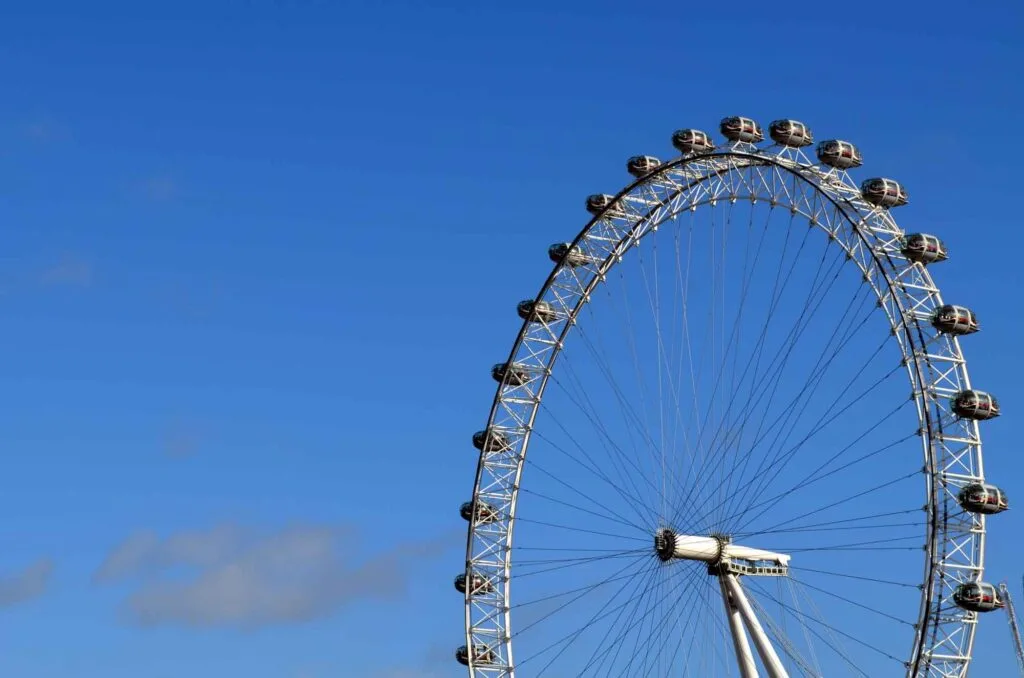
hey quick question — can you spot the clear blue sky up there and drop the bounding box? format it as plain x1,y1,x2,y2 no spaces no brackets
0,1,1022,676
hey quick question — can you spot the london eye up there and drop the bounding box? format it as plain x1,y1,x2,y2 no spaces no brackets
457,116,1006,677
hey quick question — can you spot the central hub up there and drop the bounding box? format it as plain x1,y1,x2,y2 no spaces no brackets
652,528,791,576
654,527,677,562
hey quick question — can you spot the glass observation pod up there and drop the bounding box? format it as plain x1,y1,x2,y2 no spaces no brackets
472,428,511,452
548,242,591,267
958,483,1009,515
901,233,948,264
627,155,661,178
454,572,496,595
720,116,764,143
816,139,863,169
953,582,1005,613
491,361,531,386
460,500,499,524
769,119,814,147
951,389,1000,420
932,304,979,336
517,299,558,323
860,177,909,208
456,645,496,666
585,193,618,216
672,128,716,154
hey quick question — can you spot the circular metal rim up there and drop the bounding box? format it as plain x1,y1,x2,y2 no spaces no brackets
462,144,988,677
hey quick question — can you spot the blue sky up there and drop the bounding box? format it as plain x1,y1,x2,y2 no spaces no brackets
0,0,1022,676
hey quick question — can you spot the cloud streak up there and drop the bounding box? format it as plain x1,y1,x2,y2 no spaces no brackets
95,523,457,629
0,559,54,607
40,253,93,287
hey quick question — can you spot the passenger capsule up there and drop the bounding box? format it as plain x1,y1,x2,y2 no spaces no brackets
672,128,716,155
932,305,979,336
454,572,496,595
861,178,909,208
953,582,1004,613
472,428,512,452
720,116,763,143
958,483,1009,515
460,500,499,524
586,193,617,216
548,242,591,267
517,299,558,323
816,140,863,169
901,233,948,264
769,119,814,147
491,362,532,386
952,390,1000,420
627,155,661,178
456,645,496,666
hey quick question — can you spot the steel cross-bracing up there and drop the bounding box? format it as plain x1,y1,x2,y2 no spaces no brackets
461,131,991,677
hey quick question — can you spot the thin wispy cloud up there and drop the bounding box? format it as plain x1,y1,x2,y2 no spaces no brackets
0,559,54,608
23,116,70,143
142,176,176,201
95,523,459,629
162,418,207,459
40,253,93,287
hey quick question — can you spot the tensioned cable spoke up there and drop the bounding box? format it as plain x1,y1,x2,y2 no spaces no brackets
548,359,661,523
730,428,915,530
749,579,907,666
530,421,653,527
522,560,663,675
709,247,879,527
513,549,650,577
716,284,884,522
736,507,921,536
748,591,822,677
573,564,705,676
513,555,655,637
722,396,912,534
785,534,923,552
513,567,649,610
567,309,665,516
673,210,813,528
519,479,650,534
789,566,919,589
751,471,920,536
671,221,856,531
514,516,650,542
789,576,913,626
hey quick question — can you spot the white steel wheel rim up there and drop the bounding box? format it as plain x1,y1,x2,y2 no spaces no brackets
461,139,992,677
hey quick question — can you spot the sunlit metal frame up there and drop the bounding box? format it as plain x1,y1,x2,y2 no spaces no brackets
461,137,988,677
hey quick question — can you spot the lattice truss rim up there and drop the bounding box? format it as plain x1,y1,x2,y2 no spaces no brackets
462,147,988,678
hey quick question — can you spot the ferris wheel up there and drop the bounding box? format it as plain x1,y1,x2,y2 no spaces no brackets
456,116,1008,677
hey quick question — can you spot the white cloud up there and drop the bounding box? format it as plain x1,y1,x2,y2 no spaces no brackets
142,176,176,201
24,117,70,143
0,559,54,607
95,523,457,629
40,253,93,287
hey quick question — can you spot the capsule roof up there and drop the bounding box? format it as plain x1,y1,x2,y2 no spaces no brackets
816,140,862,169
671,128,716,154
627,155,661,177
901,233,948,264
860,177,909,208
769,119,813,147
720,116,763,143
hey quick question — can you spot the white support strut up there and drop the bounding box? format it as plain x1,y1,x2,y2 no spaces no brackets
720,576,759,678
722,574,790,678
